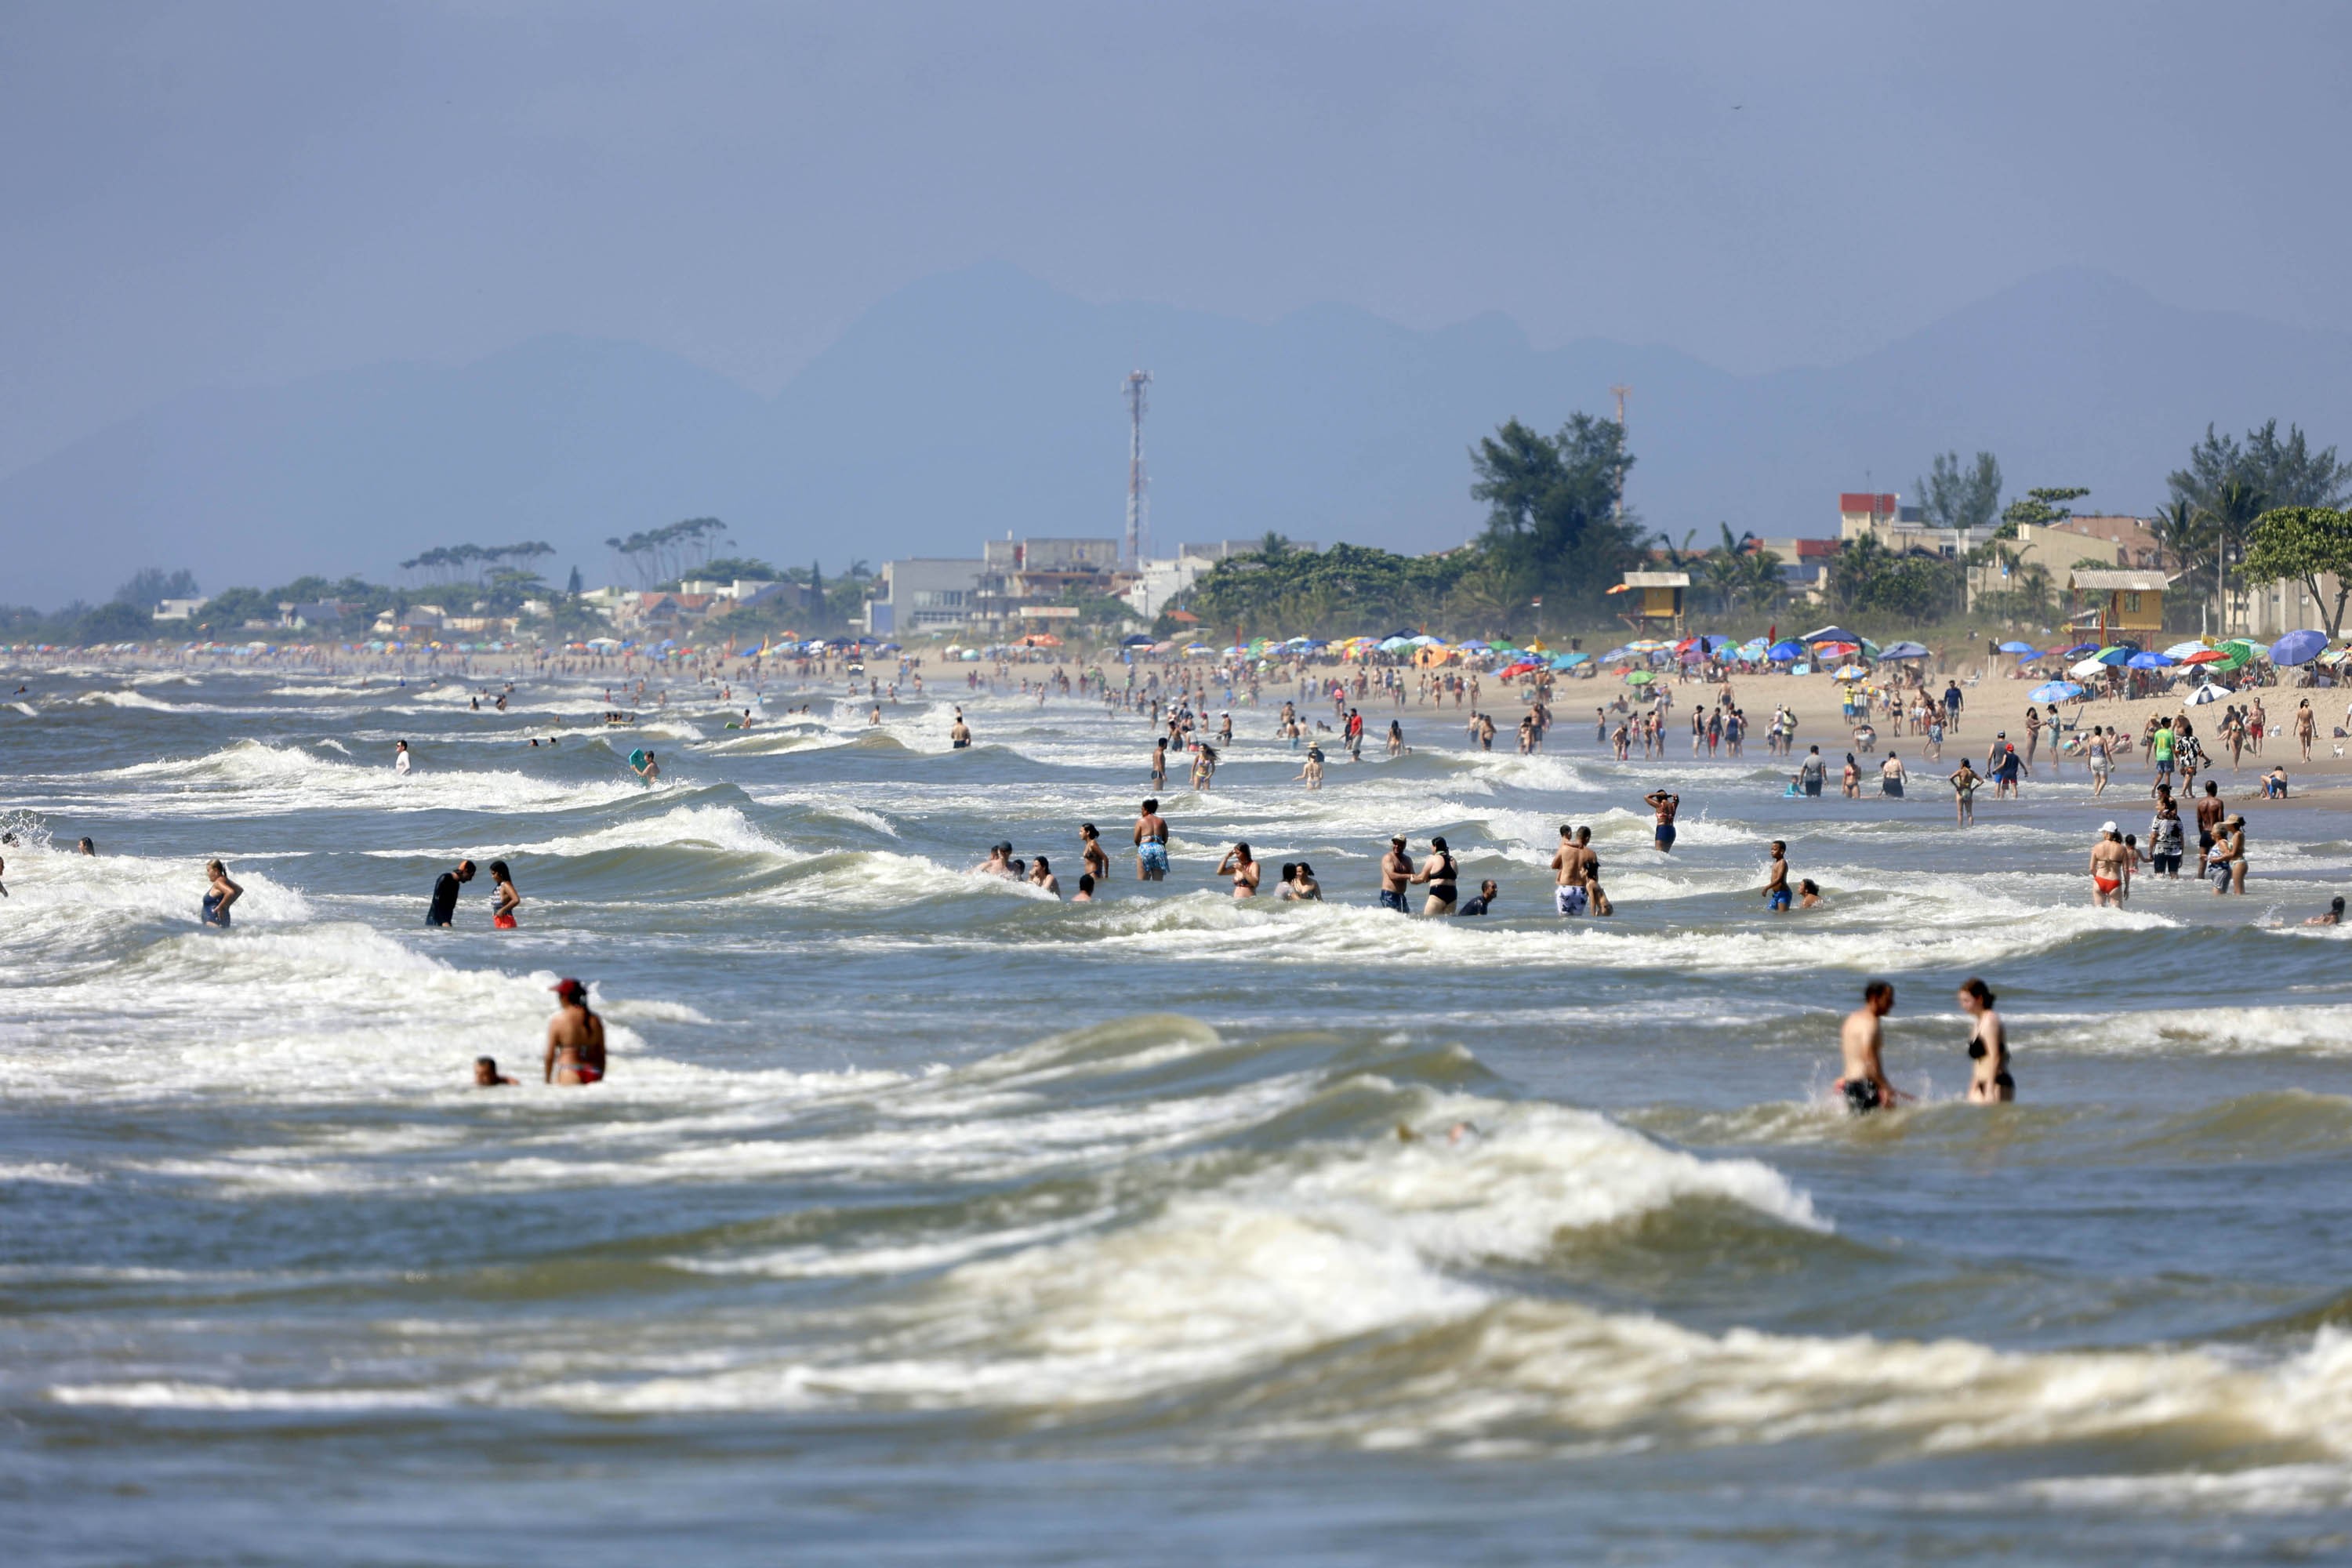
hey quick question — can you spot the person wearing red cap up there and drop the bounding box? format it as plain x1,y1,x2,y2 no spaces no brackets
544,978,606,1085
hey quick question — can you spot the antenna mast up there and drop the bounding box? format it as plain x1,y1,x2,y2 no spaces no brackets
1123,370,1152,567
1610,383,1632,519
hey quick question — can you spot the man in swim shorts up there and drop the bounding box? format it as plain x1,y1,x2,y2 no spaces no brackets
2089,821,2131,907
1550,824,1590,915
1644,789,1680,852
1763,840,1792,912
1836,979,1904,1114
1133,798,1170,880
1378,836,1413,911
1798,746,1826,797
544,978,606,1085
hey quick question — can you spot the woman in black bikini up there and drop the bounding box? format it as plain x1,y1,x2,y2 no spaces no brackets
1958,976,2014,1103
1412,835,1459,916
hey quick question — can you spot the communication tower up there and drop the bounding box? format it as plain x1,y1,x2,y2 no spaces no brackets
1124,370,1152,566
1610,383,1632,517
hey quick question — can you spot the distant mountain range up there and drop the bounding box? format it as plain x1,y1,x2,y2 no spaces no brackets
5,262,2349,608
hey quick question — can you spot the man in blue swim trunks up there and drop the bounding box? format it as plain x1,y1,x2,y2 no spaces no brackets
1378,836,1413,911
1133,798,1170,881
1644,789,1680,852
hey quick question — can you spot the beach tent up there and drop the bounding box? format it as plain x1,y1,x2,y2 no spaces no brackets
2271,629,2328,666
1879,641,1930,659
1799,625,1857,644
2028,681,2085,702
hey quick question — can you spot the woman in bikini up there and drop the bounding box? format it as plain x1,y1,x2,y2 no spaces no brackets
1958,977,2014,1103
488,859,521,930
1077,822,1111,883
1411,835,1460,916
1214,842,1260,897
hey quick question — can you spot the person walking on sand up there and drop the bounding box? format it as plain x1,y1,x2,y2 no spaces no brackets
1835,980,1906,1114
1958,977,2014,1103
543,978,607,1085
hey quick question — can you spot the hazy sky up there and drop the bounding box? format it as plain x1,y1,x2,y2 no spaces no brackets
5,0,2350,474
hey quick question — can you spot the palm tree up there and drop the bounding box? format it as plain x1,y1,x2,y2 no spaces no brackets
2200,477,2269,635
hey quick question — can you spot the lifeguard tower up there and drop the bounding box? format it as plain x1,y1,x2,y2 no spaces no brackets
1613,571,1689,633
2068,568,2169,641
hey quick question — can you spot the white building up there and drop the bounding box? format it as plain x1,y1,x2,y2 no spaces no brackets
1120,552,1218,619
865,558,987,636
151,597,209,621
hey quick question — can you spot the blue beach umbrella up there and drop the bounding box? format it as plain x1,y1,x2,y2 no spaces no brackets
2271,629,2328,666
1800,625,1858,644
1767,641,1804,661
2028,681,2085,702
2125,651,2175,670
1997,640,2039,655
1879,641,1930,659
2060,643,2099,658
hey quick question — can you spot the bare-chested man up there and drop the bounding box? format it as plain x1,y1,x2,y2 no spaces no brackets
1133,798,1170,880
1835,980,1904,1114
544,978,607,1085
2089,821,2132,907
1378,836,1414,912
1549,824,1591,916
1762,840,1791,912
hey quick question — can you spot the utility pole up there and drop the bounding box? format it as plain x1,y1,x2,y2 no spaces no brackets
1123,370,1152,568
1610,384,1632,519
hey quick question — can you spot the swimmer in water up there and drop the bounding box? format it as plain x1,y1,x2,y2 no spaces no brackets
631,750,659,784
1216,841,1261,897
1796,877,1824,909
1835,979,1905,1114
2089,821,2131,907
474,1055,517,1087
1078,822,1110,882
488,858,521,929
1133,798,1169,881
1762,840,1791,912
543,978,606,1085
1073,873,1096,902
394,739,412,775
2305,895,2347,926
973,841,1015,877
1029,854,1062,898
426,860,474,927
1411,835,1458,915
1958,976,2013,1103
950,714,972,748
1643,789,1680,852
1286,861,1323,901
1455,878,1499,916
78,837,96,857
201,858,242,927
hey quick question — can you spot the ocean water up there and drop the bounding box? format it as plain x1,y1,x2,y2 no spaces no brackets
7,666,2352,1565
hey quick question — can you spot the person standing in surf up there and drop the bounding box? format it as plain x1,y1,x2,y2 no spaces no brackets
1835,980,1905,1114
1133,799,1169,881
1378,836,1414,912
1958,977,2013,1103
201,860,243,927
394,739,412,775
630,749,659,784
1644,789,1681,852
427,860,475,927
543,978,606,1085
487,859,521,929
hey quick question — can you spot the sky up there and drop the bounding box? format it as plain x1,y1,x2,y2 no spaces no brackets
5,0,2350,477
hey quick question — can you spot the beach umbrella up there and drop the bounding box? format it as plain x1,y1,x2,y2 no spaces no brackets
1625,670,1656,684
1625,638,1669,653
2271,629,2328,666
2178,648,2227,664
1767,640,1804,660
2186,681,2231,704
1813,641,1860,659
2090,645,2132,665
2164,640,2209,659
1996,640,2039,655
1551,652,1589,669
2125,651,2175,670
1800,625,1858,644
2028,680,2085,703
2069,655,2111,679
1879,641,1930,659
1831,663,1869,680
2059,643,2099,658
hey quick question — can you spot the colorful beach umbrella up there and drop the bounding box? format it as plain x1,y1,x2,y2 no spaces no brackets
2270,629,2328,666
1831,663,1869,680
2028,681,2085,702
2163,640,2209,659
